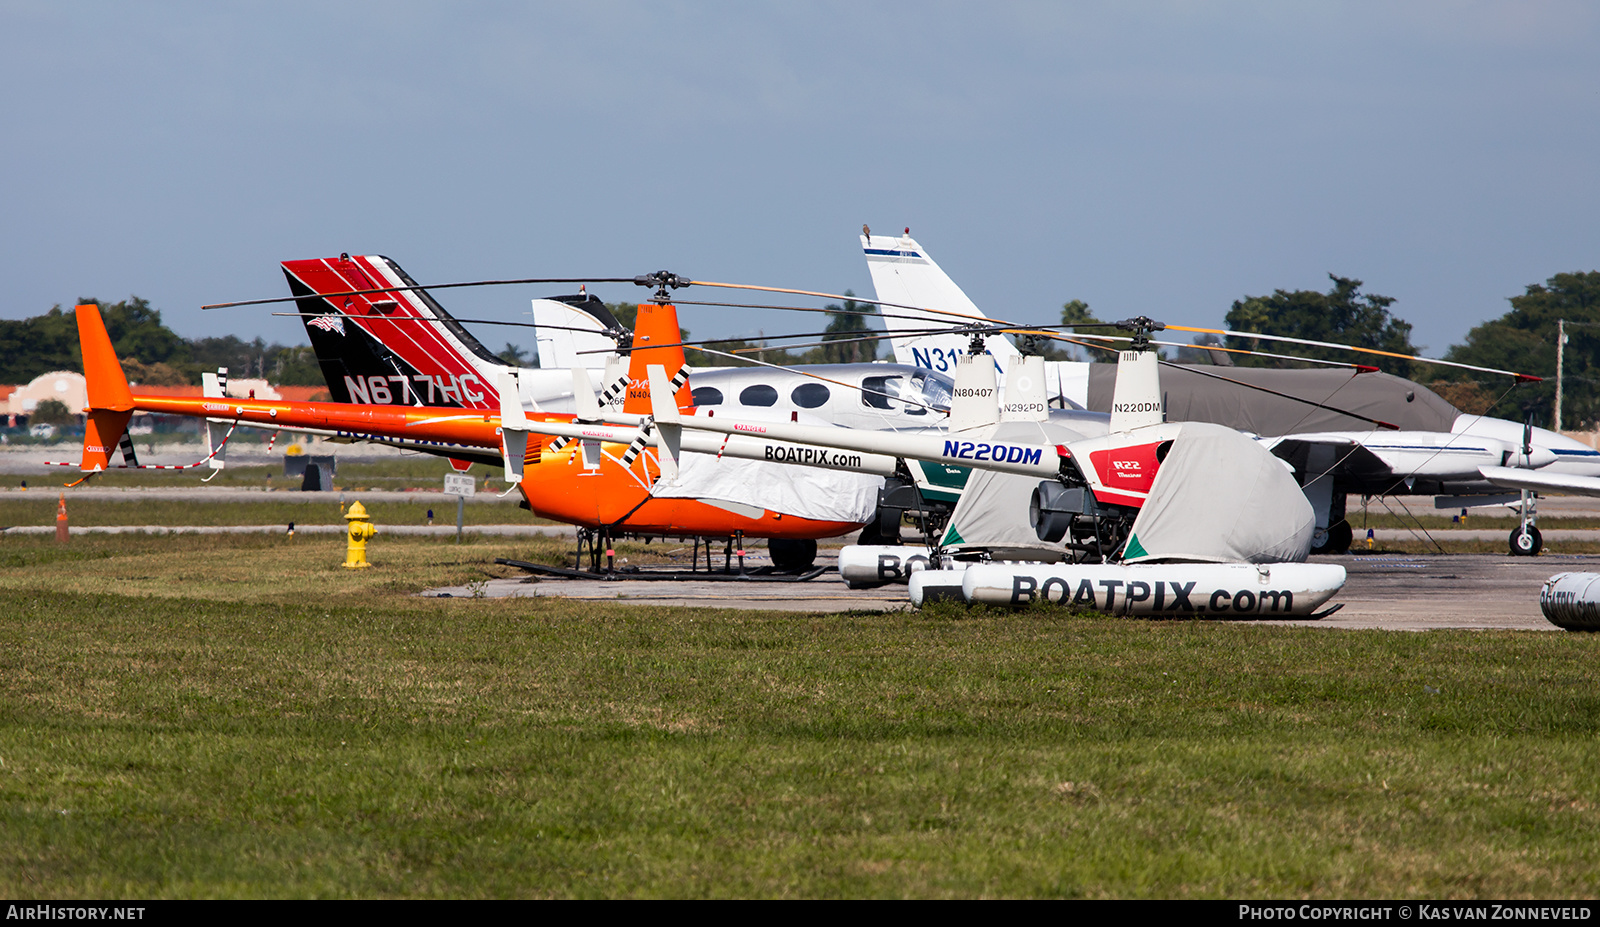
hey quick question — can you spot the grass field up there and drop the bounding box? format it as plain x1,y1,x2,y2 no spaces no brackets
2,531,1599,898
0,497,537,530
2,453,495,493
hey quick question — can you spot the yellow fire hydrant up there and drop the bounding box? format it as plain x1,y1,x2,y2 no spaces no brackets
343,500,377,568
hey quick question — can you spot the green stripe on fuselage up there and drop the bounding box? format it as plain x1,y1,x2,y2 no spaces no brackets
911,460,971,503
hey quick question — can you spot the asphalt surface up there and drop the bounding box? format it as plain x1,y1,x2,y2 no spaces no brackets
1273,553,1577,631
0,488,524,505
425,550,1584,631
4,524,577,537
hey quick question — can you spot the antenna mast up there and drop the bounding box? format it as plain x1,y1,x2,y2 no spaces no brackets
1555,318,1566,432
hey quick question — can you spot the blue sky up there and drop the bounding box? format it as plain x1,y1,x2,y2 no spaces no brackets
3,1,1597,362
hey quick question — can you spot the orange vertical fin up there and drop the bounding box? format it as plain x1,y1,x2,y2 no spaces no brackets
622,302,692,415
76,305,134,412
80,411,132,472
75,304,135,472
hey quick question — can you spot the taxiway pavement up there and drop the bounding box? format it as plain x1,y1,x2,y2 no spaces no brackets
424,551,1585,631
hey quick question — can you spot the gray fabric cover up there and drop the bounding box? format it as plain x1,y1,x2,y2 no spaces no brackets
1124,422,1315,564
652,450,884,523
650,407,885,523
939,419,1095,561
1086,366,1459,436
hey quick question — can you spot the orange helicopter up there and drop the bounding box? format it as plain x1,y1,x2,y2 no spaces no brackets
72,298,882,571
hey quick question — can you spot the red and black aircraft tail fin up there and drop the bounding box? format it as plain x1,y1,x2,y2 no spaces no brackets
281,254,505,409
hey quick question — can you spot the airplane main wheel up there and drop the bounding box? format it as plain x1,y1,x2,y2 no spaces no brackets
1510,525,1543,556
768,538,818,570
1310,521,1354,555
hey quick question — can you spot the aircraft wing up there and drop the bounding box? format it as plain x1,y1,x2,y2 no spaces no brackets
1266,432,1515,482
1479,465,1600,497
1264,435,1390,479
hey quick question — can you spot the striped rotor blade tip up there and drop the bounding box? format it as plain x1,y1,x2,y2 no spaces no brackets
619,420,654,468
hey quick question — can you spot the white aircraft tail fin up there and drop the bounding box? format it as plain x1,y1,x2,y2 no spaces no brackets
999,355,1049,423
496,369,529,484
947,352,1001,433
533,298,615,371
601,355,629,413
862,232,1018,373
1108,350,1164,433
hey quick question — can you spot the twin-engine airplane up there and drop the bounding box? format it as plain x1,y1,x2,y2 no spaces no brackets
72,300,901,570
862,231,1600,555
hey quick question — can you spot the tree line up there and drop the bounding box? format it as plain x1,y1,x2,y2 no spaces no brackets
0,298,325,387
1,292,885,389
1058,270,1600,429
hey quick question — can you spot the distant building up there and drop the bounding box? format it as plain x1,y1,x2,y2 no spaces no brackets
2,372,329,428
7,371,87,419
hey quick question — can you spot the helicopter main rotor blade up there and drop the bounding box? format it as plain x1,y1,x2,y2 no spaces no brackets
1062,331,1380,371
1168,324,1540,381
204,276,640,310
269,311,614,337
687,280,1005,327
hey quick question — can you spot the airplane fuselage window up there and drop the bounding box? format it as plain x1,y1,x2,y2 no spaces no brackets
739,384,779,407
861,375,898,410
791,383,830,409
911,373,954,413
684,364,952,425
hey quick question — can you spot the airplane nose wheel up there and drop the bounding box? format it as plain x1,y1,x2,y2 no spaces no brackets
1510,525,1543,556
1510,489,1542,556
